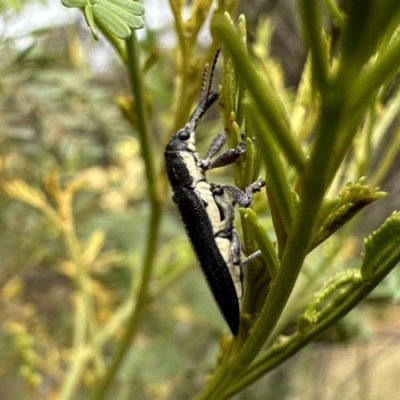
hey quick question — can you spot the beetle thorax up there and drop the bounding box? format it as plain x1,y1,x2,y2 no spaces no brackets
179,151,205,187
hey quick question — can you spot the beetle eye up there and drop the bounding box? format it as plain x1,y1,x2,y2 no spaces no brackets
178,130,190,141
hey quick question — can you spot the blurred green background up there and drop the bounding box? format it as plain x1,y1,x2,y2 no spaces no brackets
1,1,400,399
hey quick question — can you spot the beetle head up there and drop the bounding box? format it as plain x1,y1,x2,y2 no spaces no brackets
165,125,197,153
165,90,219,154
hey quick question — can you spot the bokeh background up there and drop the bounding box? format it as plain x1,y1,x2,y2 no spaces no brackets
1,0,400,399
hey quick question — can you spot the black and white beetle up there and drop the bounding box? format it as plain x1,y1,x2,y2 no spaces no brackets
164,53,265,335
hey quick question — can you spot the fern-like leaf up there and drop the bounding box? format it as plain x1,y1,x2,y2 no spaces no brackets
61,0,145,40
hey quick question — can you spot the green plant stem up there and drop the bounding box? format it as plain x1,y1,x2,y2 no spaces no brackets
200,15,312,400
91,32,162,400
201,33,351,400
58,223,106,400
71,294,85,355
351,31,400,114
195,347,232,400
61,221,105,374
324,0,345,28
98,24,127,64
269,26,337,352
59,297,85,400
323,21,400,188
372,123,400,186
240,209,278,279
299,0,328,91
371,87,400,185
239,84,341,342
60,346,88,400
59,298,136,400
246,102,294,234
223,255,398,397
211,14,306,172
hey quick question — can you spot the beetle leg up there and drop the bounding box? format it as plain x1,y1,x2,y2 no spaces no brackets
197,132,226,170
199,138,246,171
229,229,243,299
205,132,226,159
241,250,262,266
221,178,265,208
206,141,246,170
230,229,242,265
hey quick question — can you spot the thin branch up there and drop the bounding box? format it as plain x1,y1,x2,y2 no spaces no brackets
91,32,163,400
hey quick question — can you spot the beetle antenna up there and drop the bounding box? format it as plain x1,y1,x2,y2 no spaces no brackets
199,63,209,101
188,49,221,130
205,48,221,102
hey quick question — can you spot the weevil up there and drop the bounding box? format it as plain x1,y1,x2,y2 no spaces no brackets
164,52,265,335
